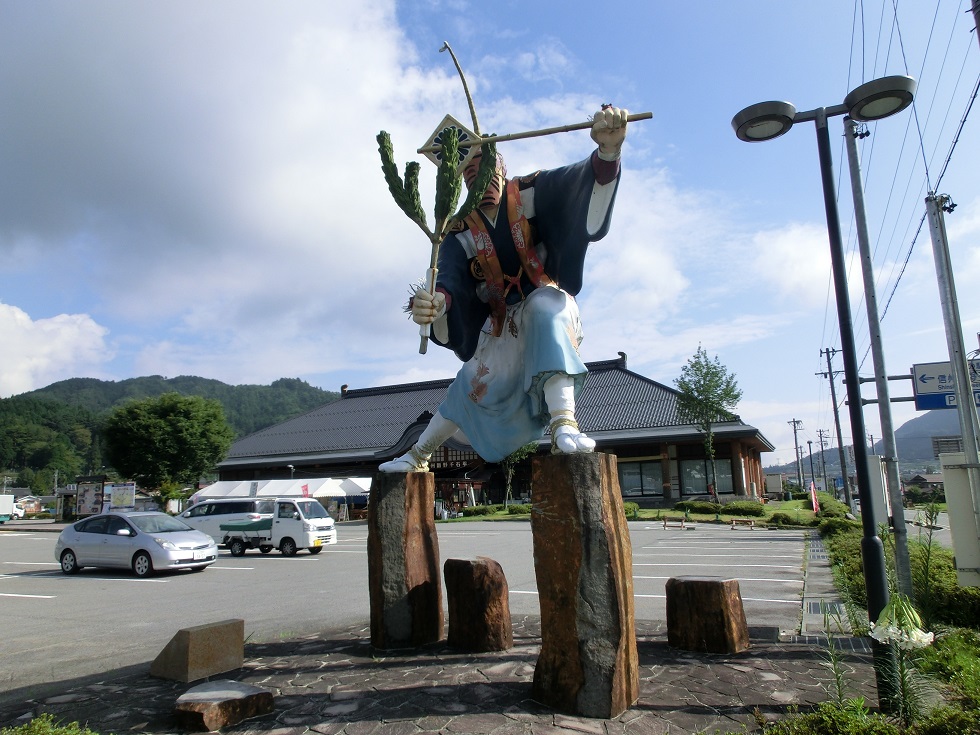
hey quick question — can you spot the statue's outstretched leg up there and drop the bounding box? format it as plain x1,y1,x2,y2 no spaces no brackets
379,411,459,472
544,373,595,454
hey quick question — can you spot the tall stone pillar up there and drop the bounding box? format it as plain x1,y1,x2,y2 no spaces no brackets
367,472,443,649
530,452,638,718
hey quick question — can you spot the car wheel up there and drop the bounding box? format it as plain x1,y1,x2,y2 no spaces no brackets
229,539,247,557
259,546,273,554
132,551,153,578
280,538,298,556
308,546,323,555
60,550,81,575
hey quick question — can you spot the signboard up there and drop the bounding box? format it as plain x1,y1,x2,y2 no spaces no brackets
912,360,980,410
76,482,103,516
105,482,136,511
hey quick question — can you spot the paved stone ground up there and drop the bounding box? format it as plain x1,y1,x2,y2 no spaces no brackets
0,617,877,734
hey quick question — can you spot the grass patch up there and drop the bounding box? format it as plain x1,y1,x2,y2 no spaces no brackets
1,714,105,735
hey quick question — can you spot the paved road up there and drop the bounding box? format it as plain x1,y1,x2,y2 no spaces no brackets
0,520,808,702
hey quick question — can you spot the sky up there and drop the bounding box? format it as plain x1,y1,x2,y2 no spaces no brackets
2,1,979,469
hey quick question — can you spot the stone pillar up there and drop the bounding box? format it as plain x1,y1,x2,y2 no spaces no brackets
367,472,443,648
665,576,750,654
530,452,638,719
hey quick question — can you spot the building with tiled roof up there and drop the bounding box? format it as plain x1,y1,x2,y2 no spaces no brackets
218,353,773,507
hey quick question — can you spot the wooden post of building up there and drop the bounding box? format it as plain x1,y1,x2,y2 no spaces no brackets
530,452,638,719
367,472,443,648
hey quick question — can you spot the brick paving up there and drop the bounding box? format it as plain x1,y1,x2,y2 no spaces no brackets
0,617,878,734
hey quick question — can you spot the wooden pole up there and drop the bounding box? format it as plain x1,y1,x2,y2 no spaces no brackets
417,112,652,154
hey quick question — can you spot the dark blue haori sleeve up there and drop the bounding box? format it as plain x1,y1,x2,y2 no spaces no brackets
533,155,620,296
430,231,488,362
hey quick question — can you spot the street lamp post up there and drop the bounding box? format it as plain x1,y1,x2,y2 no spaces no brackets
733,75,915,709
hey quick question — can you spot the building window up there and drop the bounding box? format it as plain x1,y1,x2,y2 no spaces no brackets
679,459,734,496
619,461,663,497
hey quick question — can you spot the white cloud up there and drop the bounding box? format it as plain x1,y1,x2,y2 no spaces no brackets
0,303,110,397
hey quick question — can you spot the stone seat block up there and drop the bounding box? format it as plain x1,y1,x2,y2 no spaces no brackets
174,680,274,731
444,556,512,652
666,576,750,654
149,619,244,683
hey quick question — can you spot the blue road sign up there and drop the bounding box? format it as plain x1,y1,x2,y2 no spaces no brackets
912,360,980,410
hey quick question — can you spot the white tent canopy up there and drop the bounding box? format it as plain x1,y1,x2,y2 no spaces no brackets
190,478,370,505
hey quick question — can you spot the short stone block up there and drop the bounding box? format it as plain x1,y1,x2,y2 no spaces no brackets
666,576,750,654
174,680,274,731
368,471,443,648
149,619,244,683
445,556,512,652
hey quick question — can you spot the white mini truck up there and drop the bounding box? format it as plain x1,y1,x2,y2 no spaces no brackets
220,497,337,556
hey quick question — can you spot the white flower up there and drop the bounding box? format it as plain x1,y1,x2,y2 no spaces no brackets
869,594,933,649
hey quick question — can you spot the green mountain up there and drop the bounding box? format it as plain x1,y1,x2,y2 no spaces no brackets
0,376,340,491
764,409,966,478
20,375,340,437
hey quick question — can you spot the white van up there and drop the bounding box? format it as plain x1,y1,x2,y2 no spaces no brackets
179,498,275,546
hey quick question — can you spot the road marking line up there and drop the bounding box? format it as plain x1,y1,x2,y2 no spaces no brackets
0,592,56,599
633,561,803,569
634,553,799,559
633,576,802,584
634,593,799,605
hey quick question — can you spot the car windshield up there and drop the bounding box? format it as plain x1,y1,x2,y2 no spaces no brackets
295,500,329,519
129,514,193,534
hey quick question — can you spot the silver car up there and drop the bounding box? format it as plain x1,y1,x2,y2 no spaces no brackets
54,511,218,577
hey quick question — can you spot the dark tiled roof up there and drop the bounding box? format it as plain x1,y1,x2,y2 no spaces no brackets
220,355,771,466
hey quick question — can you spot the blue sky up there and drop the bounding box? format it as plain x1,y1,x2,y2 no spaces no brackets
2,1,979,467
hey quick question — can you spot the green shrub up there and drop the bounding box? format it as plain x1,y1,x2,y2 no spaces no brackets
460,504,500,517
913,705,980,735
817,493,851,519
768,512,797,526
505,503,530,515
622,501,639,518
719,500,766,517
1,714,103,735
761,700,900,734
904,485,945,504
819,517,861,536
919,628,980,710
674,500,721,515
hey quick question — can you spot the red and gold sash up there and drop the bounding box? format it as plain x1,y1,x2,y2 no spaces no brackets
465,179,554,337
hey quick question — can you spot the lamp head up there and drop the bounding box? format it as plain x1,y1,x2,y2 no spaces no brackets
731,101,797,142
844,75,915,121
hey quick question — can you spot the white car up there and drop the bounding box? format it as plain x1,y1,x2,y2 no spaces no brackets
179,498,275,546
55,511,218,577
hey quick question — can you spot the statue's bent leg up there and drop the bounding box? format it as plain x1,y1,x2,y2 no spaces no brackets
378,410,460,472
543,373,595,454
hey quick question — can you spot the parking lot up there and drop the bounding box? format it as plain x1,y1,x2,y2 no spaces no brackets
0,520,808,702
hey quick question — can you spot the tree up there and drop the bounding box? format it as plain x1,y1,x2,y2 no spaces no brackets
674,345,743,497
103,393,235,493
501,442,539,505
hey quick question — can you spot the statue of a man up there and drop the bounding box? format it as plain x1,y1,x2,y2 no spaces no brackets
380,106,629,472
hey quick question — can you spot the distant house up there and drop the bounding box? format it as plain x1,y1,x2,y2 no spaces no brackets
909,473,944,490
218,354,774,508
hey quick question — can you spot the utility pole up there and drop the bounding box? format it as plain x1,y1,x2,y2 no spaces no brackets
788,419,804,489
844,117,912,597
807,440,817,489
819,348,854,508
925,192,980,542
818,429,830,494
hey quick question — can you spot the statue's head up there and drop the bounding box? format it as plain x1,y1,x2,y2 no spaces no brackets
462,151,506,210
